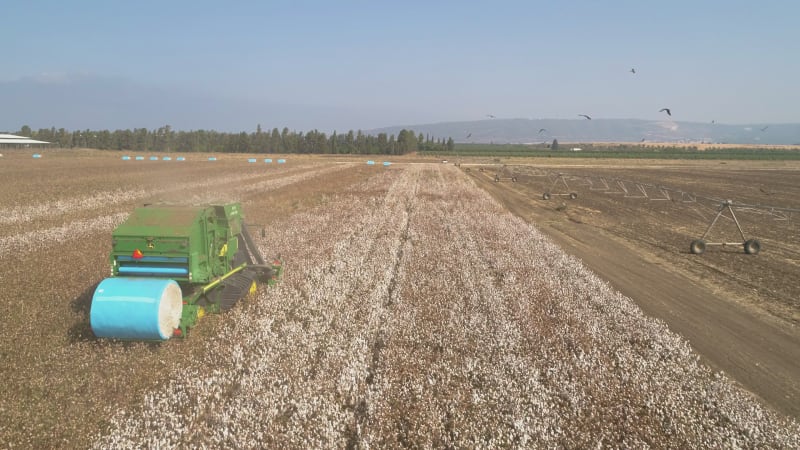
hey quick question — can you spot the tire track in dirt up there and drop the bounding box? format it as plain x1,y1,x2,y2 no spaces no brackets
361,167,562,446
346,171,417,448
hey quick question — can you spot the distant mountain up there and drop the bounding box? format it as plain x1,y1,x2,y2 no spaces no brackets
368,118,800,146
3,74,798,145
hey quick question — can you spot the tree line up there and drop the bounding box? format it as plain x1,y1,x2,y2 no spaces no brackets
15,125,455,155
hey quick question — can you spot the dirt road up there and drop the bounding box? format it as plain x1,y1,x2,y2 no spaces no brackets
469,165,800,418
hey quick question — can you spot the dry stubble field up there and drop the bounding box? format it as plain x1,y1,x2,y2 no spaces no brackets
1,150,798,448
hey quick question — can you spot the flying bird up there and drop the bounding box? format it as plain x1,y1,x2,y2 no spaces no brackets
711,120,715,124
578,114,592,120
538,128,547,134
466,133,472,139
630,68,636,74
659,108,671,116
486,114,495,119
760,126,769,131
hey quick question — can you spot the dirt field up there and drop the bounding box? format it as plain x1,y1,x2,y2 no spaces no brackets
468,159,800,417
1,150,798,447
564,142,800,151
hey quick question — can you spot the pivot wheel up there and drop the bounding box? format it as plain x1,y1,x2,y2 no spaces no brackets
744,239,761,255
690,239,706,255
569,192,578,200
542,192,551,200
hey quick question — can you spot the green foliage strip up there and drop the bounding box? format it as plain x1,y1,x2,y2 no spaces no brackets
15,125,455,155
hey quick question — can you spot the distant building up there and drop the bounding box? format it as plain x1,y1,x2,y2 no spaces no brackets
0,133,51,148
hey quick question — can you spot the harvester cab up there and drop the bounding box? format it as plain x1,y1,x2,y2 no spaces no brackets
90,203,282,340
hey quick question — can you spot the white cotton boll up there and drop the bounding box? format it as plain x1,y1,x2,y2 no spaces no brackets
0,212,129,256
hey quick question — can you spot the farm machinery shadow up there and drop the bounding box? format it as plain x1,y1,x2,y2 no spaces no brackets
68,281,100,343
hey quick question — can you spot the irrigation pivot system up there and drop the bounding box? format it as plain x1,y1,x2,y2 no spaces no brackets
542,173,578,200
687,200,800,254
689,200,761,255
464,163,800,256
493,165,518,183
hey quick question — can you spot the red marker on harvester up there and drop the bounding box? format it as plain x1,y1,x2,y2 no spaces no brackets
132,249,144,260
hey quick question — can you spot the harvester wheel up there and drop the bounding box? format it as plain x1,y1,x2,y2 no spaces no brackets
744,239,761,255
569,192,578,200
543,192,551,200
690,239,706,255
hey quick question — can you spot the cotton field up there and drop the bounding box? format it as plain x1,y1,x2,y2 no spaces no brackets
90,164,799,448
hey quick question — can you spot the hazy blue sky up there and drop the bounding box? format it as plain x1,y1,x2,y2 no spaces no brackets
2,0,798,130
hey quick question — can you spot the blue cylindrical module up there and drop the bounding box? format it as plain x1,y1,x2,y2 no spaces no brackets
90,277,183,340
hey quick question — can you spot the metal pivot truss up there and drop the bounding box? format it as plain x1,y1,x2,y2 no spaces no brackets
543,173,578,200
493,165,518,183
499,164,799,257
578,175,687,201
690,200,760,255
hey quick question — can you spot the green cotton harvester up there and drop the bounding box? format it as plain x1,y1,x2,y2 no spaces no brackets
90,203,282,340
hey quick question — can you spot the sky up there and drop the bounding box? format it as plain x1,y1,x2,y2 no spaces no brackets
2,0,799,131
